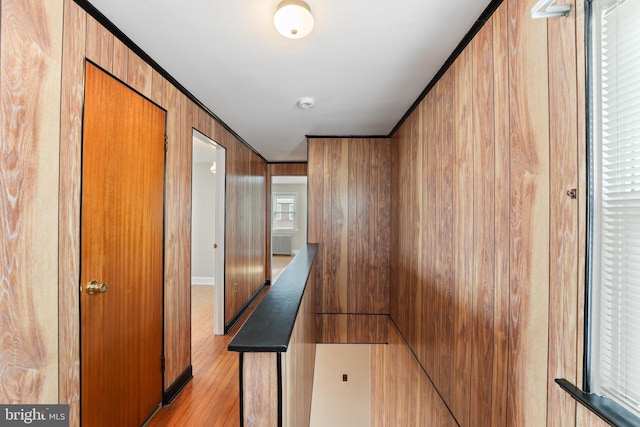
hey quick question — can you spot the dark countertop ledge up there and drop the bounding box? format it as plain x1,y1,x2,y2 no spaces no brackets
228,243,317,353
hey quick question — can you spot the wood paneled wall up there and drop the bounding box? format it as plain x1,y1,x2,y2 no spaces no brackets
239,257,317,427
282,257,316,427
1,0,64,404
61,0,266,409
371,320,456,426
0,0,267,423
387,0,596,425
266,163,307,280
308,138,390,324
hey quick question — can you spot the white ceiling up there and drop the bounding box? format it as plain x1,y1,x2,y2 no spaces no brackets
87,0,492,162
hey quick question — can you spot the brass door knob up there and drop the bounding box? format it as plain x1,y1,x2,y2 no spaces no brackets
86,280,109,295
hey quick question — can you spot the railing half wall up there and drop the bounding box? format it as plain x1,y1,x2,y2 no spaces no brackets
228,244,317,427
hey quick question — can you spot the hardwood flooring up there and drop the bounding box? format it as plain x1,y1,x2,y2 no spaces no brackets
146,285,265,426
271,255,293,283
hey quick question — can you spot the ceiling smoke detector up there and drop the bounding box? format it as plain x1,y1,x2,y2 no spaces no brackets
297,97,315,109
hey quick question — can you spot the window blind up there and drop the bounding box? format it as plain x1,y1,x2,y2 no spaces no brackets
590,0,640,418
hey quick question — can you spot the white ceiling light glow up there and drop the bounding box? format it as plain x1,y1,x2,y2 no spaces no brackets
274,0,314,39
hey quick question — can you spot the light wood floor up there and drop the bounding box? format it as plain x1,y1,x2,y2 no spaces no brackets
146,285,264,426
272,255,293,283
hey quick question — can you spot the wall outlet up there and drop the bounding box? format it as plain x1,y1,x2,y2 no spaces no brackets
233,282,238,293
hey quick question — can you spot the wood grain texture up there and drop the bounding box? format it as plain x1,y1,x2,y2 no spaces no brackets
85,13,113,72
146,285,267,427
111,37,128,82
547,0,579,425
127,50,153,97
316,314,389,344
451,47,474,427
221,123,267,325
507,0,550,424
163,82,190,390
307,138,390,318
58,0,85,422
242,353,279,426
471,22,496,426
576,406,612,427
490,5,510,426
268,163,307,177
81,63,164,427
1,0,63,404
371,321,456,426
385,1,583,425
282,261,316,427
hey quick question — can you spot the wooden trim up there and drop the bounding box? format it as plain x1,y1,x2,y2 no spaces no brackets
238,353,245,427
277,354,283,427
162,365,193,405
224,281,268,334
59,1,86,422
305,134,388,139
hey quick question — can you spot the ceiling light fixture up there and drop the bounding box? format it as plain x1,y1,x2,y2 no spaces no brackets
274,0,314,39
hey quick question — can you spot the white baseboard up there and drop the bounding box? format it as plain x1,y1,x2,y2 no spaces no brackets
191,276,215,286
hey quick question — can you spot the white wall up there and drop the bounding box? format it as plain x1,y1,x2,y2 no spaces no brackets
272,182,307,252
191,162,216,280
310,344,371,427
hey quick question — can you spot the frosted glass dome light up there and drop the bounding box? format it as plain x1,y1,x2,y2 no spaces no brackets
274,0,314,39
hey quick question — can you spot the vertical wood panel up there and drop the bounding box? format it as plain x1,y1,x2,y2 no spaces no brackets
491,5,510,426
437,68,455,403
371,321,456,426
507,0,550,424
128,50,153,97
308,138,390,320
333,140,349,313
1,0,63,404
163,83,187,388
423,89,438,379
111,37,128,82
242,353,278,426
576,406,611,427
471,22,496,426
282,262,316,427
85,14,113,72
451,48,474,427
547,0,579,425
58,0,86,422
374,140,391,313
150,69,165,106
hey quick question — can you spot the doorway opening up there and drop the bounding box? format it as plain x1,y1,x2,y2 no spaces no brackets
191,129,226,336
271,175,308,283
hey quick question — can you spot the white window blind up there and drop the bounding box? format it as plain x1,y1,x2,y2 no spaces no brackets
590,0,640,418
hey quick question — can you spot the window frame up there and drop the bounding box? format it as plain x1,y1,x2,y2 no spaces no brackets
272,192,298,232
566,1,640,425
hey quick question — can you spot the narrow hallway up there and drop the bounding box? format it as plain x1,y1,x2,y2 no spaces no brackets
146,286,265,426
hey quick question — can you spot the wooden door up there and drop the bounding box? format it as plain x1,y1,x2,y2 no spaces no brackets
80,62,165,427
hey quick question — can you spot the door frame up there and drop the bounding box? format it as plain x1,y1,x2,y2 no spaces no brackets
191,129,226,335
